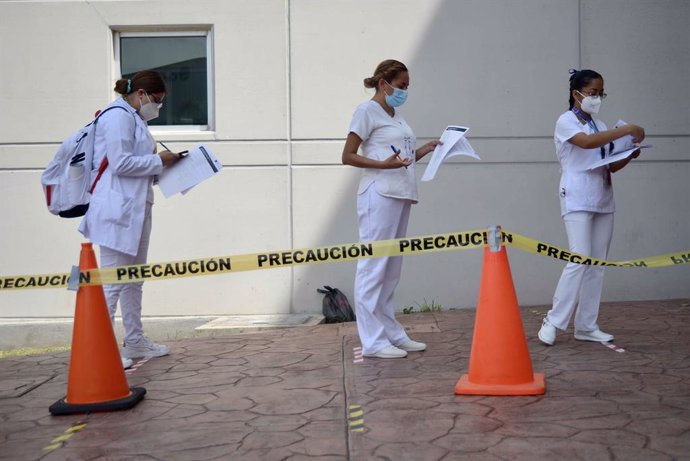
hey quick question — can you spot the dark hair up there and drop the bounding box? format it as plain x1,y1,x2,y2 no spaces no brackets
114,70,166,96
568,69,603,109
363,60,408,89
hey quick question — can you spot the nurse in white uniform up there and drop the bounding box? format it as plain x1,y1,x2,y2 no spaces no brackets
538,69,645,346
342,59,441,359
79,70,181,365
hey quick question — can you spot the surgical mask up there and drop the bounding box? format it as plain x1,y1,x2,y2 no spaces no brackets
139,92,162,122
577,91,602,114
384,81,408,108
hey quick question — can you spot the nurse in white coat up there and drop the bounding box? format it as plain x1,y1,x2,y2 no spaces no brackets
538,69,645,346
79,70,181,364
342,59,441,359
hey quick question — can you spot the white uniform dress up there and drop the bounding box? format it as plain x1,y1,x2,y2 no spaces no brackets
79,98,163,344
349,100,417,355
546,110,615,332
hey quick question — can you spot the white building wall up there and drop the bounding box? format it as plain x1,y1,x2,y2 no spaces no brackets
0,0,688,317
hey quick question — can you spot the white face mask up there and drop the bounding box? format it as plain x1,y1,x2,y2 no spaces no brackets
139,92,161,122
577,91,602,114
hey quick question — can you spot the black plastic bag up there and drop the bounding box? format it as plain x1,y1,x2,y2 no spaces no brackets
317,286,356,323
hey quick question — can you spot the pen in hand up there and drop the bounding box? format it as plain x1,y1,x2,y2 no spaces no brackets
391,145,408,169
158,141,187,158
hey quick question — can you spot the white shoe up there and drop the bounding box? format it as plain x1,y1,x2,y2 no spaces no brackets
123,336,170,359
574,329,614,342
396,339,427,352
364,345,407,359
122,357,133,369
538,318,556,346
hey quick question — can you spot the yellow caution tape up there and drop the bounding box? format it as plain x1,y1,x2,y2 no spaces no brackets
348,404,365,432
509,233,690,268
1,229,688,291
66,423,87,433
43,421,87,452
50,434,73,443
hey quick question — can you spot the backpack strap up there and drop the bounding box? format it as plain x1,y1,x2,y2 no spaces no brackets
89,157,109,194
45,183,53,207
88,105,134,193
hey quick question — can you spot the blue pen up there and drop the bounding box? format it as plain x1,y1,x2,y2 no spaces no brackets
391,145,408,168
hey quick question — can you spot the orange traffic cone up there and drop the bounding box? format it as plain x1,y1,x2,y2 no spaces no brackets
50,243,145,415
455,235,545,395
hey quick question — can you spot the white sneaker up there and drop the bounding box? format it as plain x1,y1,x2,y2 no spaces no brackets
122,357,133,369
122,336,170,359
574,329,614,342
364,345,407,359
538,318,556,346
396,339,427,352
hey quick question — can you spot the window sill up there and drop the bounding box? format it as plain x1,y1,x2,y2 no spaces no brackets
149,129,217,142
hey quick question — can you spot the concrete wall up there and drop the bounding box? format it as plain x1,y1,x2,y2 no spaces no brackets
1,0,688,318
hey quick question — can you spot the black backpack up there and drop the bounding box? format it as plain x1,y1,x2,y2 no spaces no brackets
317,286,356,323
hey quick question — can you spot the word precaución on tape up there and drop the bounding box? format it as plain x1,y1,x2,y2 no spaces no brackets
1,229,689,291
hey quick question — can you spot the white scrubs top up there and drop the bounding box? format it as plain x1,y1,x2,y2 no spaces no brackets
349,100,418,203
555,110,615,216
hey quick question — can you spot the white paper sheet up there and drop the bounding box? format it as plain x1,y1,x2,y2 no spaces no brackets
613,120,635,152
421,125,480,182
157,144,223,198
584,119,651,170
586,144,651,170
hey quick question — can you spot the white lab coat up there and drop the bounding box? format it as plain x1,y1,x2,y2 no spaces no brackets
79,98,163,256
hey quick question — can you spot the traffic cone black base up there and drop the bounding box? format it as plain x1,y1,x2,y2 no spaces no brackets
50,387,146,416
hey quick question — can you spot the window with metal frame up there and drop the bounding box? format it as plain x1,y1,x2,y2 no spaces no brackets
115,30,213,130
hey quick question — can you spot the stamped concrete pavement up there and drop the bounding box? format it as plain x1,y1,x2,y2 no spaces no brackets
1,299,689,460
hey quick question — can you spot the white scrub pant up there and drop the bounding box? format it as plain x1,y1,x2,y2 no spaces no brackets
547,211,614,332
354,186,412,355
99,203,152,345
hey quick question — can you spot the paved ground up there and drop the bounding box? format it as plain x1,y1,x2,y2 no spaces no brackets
0,314,325,352
1,299,689,460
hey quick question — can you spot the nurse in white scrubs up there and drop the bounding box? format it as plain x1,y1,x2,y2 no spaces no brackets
342,59,441,359
538,69,645,346
79,70,181,366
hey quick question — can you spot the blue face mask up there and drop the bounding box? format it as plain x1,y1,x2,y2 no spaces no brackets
384,81,408,107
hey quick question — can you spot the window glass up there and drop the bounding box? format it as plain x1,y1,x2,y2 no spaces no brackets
120,35,208,127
